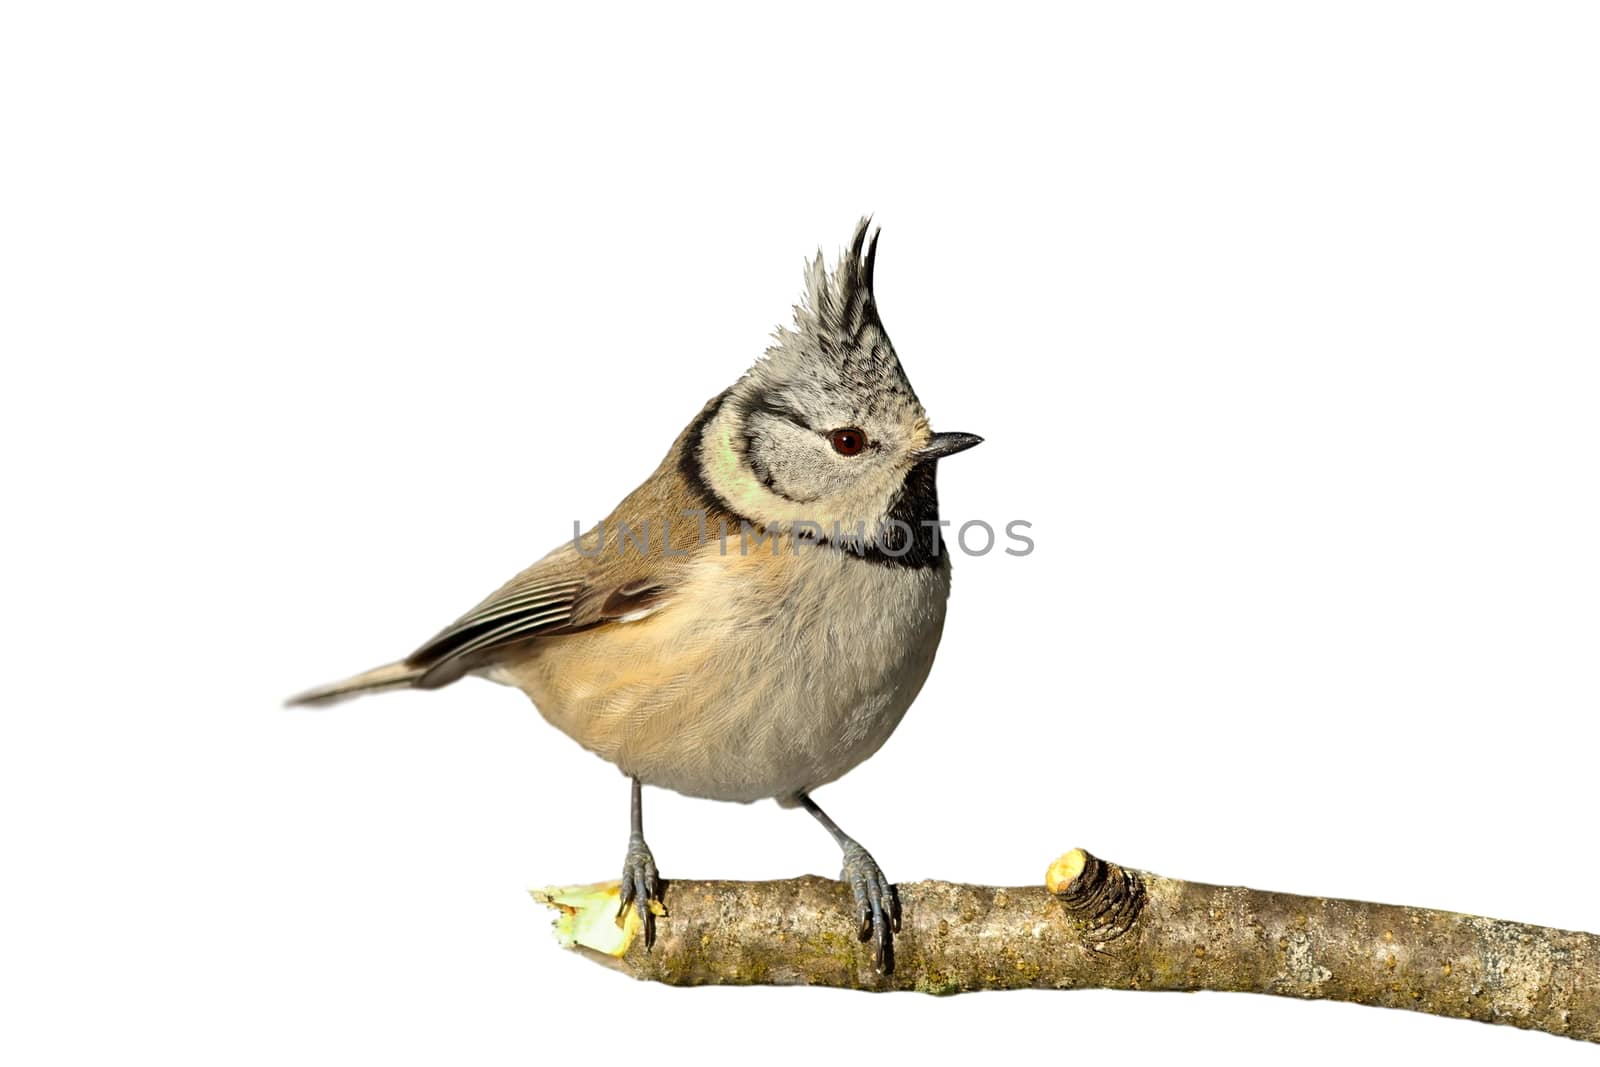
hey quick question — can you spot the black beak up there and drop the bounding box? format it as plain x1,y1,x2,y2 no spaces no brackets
916,432,984,461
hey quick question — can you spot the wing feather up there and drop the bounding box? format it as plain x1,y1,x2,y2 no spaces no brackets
402,564,677,687
428,604,575,663
408,578,584,667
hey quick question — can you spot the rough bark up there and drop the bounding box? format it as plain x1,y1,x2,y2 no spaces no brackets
533,848,1600,1043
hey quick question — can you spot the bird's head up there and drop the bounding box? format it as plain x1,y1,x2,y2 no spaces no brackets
692,219,981,557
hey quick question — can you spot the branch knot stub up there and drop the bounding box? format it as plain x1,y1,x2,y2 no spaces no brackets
1047,848,1146,947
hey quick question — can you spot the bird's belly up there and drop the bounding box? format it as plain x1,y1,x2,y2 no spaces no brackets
489,549,951,802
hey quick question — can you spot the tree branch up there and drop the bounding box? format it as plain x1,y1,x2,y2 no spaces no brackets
533,847,1600,1043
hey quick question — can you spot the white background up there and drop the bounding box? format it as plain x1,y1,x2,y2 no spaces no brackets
3,2,1597,1063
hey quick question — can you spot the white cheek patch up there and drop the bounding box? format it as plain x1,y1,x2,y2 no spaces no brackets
699,408,901,537
702,411,821,527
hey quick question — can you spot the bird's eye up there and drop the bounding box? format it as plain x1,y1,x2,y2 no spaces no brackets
830,428,868,456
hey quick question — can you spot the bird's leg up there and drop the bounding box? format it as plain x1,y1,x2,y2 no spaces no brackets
796,793,900,973
616,777,663,948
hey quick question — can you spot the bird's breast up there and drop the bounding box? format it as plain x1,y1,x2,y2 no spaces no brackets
490,543,952,802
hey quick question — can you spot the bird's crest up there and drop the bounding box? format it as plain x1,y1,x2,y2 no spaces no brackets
741,218,920,411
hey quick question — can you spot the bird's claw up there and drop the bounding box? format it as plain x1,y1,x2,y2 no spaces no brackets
840,841,900,974
616,832,663,949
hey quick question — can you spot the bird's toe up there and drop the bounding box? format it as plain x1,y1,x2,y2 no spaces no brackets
617,834,663,949
840,842,898,974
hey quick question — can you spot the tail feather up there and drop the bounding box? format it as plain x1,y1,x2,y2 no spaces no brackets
285,661,425,708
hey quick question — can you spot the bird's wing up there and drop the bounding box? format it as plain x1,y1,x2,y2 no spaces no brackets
405,417,717,688
405,552,673,687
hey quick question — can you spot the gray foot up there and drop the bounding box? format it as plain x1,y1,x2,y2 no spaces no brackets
616,832,663,949
841,841,900,973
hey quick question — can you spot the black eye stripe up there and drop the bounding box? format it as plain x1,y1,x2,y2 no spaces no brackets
742,394,817,432
741,393,878,458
